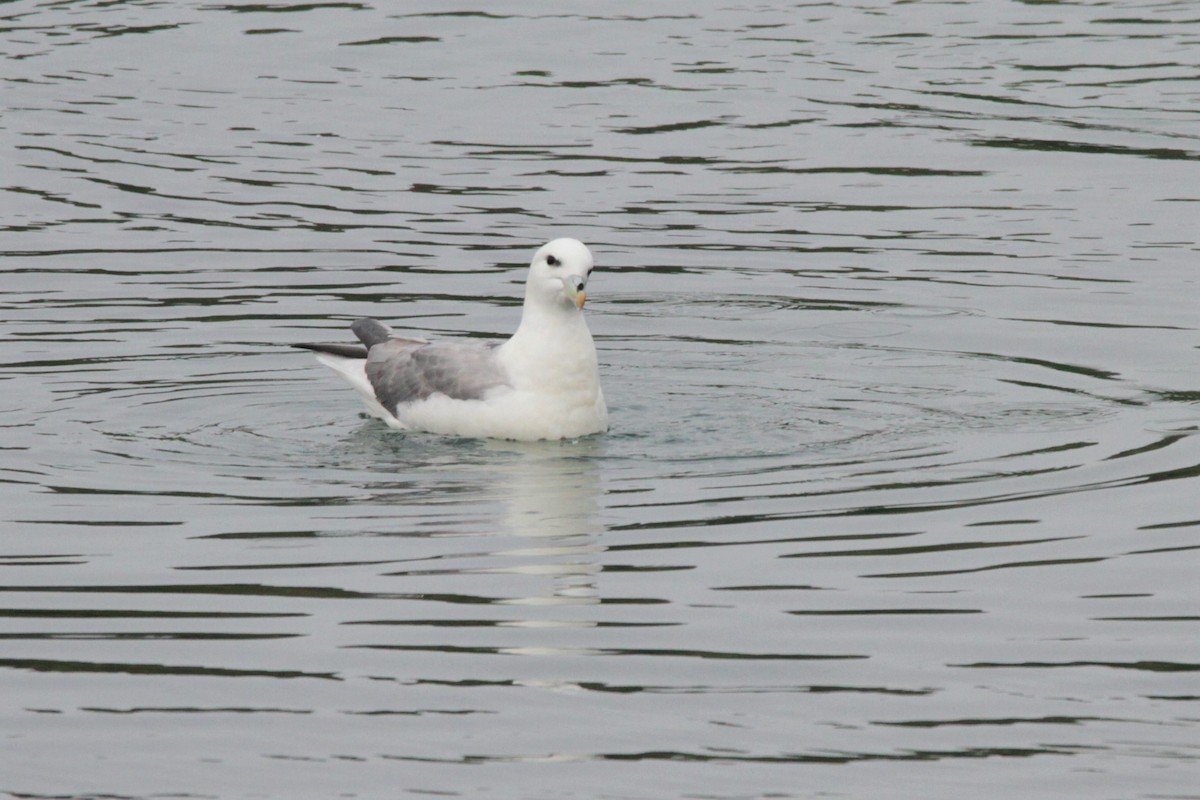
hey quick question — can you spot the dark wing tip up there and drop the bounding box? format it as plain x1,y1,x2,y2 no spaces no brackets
293,342,369,358
351,318,392,348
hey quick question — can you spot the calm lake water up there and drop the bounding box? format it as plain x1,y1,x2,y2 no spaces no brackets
2,2,1198,798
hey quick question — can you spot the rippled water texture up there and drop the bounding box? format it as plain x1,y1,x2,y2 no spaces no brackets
3,2,1199,798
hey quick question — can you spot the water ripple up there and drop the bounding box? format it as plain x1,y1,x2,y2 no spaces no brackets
4,1,1199,797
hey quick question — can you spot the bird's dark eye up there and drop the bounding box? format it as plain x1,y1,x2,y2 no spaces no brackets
546,255,560,267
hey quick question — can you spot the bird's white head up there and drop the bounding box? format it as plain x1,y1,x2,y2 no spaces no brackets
526,238,595,312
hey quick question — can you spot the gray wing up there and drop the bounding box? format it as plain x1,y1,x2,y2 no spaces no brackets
365,338,509,412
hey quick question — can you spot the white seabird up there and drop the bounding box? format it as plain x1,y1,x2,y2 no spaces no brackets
295,238,608,441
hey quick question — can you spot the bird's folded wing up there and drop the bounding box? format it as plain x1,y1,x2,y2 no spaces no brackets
365,340,510,410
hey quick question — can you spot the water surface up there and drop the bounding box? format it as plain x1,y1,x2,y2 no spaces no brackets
2,2,1199,798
